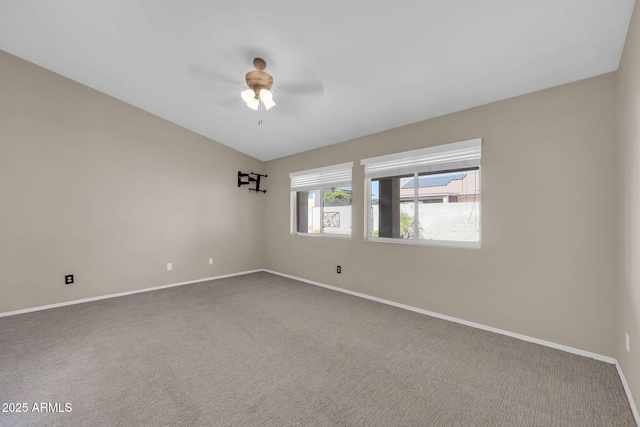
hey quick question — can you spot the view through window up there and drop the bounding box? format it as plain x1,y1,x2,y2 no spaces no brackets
290,162,353,237
369,169,480,243
362,139,481,247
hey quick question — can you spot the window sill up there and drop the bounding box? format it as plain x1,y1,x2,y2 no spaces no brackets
366,237,480,249
292,232,352,240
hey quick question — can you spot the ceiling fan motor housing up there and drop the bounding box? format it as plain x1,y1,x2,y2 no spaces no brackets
245,58,273,99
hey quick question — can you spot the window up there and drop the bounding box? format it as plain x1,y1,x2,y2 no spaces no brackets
361,139,481,247
290,162,353,236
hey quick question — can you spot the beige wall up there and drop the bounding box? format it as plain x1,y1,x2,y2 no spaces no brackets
265,73,618,357
617,0,640,413
0,51,264,313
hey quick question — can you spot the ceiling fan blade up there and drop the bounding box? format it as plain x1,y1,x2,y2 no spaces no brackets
271,94,320,116
188,62,239,87
216,95,243,109
277,81,324,97
271,76,324,115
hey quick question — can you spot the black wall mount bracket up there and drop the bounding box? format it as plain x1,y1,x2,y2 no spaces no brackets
238,171,267,193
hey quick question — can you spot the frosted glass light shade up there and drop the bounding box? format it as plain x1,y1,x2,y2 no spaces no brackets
240,89,255,104
259,89,273,102
246,97,259,110
241,88,275,111
263,99,276,110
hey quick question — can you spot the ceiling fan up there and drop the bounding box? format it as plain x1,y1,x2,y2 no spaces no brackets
187,48,324,116
240,58,276,111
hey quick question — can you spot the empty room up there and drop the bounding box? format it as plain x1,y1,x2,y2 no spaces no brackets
1,1,639,426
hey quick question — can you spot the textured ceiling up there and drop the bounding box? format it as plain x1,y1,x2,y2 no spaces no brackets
0,1,635,161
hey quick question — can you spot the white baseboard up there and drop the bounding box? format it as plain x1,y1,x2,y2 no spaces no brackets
0,269,263,317
616,360,640,426
264,269,640,424
263,269,615,363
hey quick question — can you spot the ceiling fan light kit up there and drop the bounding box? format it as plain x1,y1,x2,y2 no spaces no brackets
241,89,260,110
241,58,276,111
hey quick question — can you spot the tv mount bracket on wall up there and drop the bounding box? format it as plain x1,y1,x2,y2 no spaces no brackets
238,171,267,193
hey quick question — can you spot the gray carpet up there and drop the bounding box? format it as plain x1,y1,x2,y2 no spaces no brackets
0,272,635,426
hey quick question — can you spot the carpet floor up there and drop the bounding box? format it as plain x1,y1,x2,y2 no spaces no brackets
0,272,635,426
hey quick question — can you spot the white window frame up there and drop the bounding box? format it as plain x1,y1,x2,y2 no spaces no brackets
361,139,481,248
290,162,353,238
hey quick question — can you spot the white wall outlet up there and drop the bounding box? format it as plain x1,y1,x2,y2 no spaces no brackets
626,333,630,353
209,258,213,265
167,262,172,271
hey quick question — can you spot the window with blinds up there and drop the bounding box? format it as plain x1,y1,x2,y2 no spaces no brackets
290,162,353,237
361,139,481,247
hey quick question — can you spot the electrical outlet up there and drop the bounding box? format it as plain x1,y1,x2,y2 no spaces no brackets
167,263,172,271
65,274,74,285
337,265,341,274
626,333,630,353
209,258,214,265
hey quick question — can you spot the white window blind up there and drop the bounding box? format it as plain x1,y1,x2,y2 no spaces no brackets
290,162,353,192
360,138,481,180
